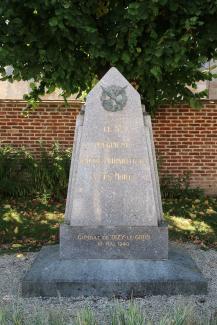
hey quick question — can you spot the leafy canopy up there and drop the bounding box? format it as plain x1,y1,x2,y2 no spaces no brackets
0,0,217,112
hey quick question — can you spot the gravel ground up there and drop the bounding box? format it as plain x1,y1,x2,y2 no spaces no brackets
0,242,217,324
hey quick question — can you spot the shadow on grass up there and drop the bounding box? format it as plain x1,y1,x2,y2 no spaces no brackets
0,196,217,254
163,196,217,249
0,197,64,254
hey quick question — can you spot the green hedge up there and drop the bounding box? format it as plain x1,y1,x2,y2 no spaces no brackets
0,144,203,200
0,144,71,200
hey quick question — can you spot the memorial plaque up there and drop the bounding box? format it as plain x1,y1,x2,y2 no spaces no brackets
60,67,167,259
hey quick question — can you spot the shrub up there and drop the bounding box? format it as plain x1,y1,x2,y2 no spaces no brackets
0,144,205,201
0,145,35,198
0,143,71,200
160,172,204,199
157,153,204,199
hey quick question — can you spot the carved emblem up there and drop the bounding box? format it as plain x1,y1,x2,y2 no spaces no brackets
100,85,127,112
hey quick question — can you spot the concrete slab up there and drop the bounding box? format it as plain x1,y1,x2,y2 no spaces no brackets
22,244,207,297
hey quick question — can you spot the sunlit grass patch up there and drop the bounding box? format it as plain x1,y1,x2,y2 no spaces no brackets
0,198,64,253
163,196,217,249
166,216,214,234
1,194,217,253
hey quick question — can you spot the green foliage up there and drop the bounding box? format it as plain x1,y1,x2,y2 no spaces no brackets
111,301,145,325
0,143,71,200
159,154,217,250
0,303,70,325
0,198,64,251
159,306,193,325
1,193,216,253
164,196,217,248
35,143,71,200
0,301,216,325
1,1,217,112
0,144,216,252
157,151,204,199
160,172,204,199
0,145,36,198
75,308,97,325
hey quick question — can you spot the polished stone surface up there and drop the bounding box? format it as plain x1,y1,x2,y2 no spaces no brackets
22,244,207,297
64,111,84,224
23,68,207,298
143,112,164,222
61,68,168,261
67,67,160,227
60,223,168,260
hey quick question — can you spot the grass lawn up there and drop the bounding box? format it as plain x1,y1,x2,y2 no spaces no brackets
0,197,64,253
0,196,217,253
1,301,215,325
164,196,217,249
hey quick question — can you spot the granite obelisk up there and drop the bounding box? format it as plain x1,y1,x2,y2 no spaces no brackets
22,68,207,297
60,67,168,259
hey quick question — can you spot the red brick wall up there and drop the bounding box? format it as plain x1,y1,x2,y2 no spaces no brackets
0,100,217,195
153,102,217,195
0,100,81,153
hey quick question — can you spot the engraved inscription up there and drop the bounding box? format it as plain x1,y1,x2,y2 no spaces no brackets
96,142,129,149
80,157,145,165
77,233,150,241
103,125,124,133
97,241,130,247
93,173,132,181
76,233,151,249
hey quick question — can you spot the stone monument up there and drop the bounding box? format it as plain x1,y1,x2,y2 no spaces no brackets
22,68,207,297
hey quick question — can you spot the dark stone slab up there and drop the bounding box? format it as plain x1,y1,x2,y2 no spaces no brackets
60,223,168,260
22,244,207,297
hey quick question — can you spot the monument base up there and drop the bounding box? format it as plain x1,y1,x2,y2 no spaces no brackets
60,223,168,260
22,244,207,297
